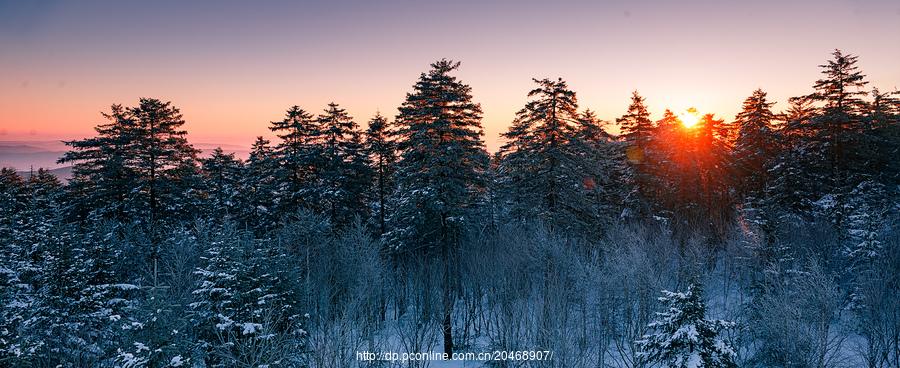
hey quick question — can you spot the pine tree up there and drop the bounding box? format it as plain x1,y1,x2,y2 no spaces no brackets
317,103,372,228
732,89,777,200
15,175,99,365
842,90,900,309
575,110,629,231
497,78,597,234
843,181,889,272
694,113,735,237
0,168,26,246
75,222,139,362
816,50,872,197
165,157,207,222
116,225,196,368
640,108,734,240
127,98,201,225
0,168,32,363
730,90,779,247
59,104,136,222
387,59,490,251
614,92,656,216
28,224,87,365
363,113,396,236
269,106,323,217
387,59,489,355
17,169,64,285
805,50,869,222
191,226,305,366
200,148,244,220
191,226,252,366
646,109,681,216
765,51,889,264
60,98,200,227
867,88,900,186
638,284,737,368
576,109,612,142
617,90,655,149
240,137,280,232
4,170,134,365
766,97,820,218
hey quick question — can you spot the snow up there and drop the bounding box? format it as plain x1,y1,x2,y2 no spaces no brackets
674,324,699,341
133,342,149,352
241,322,263,335
814,194,837,210
215,314,235,331
108,283,140,290
684,351,702,368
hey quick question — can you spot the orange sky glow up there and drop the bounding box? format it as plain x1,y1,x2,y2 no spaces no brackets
2,0,899,156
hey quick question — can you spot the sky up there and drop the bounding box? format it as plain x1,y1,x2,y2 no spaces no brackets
1,0,899,153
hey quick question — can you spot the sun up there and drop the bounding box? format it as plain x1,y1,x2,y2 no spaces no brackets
679,108,700,128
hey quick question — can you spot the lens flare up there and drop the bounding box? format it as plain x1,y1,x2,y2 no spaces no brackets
679,108,700,128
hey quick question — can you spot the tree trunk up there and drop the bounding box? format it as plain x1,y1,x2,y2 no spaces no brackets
441,222,454,357
443,303,454,356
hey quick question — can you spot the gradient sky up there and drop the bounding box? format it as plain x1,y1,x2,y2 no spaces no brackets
2,0,899,152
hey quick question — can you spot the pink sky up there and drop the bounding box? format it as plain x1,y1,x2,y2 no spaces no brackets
2,0,899,153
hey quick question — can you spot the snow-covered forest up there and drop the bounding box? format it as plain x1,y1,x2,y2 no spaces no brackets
1,51,899,367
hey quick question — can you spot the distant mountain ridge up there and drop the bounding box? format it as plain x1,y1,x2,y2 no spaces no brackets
0,140,251,178
0,141,68,172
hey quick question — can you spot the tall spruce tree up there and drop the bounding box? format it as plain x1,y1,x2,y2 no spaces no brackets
363,113,397,236
645,109,683,221
317,103,372,228
766,51,883,242
17,169,64,285
200,148,243,220
732,89,777,200
731,89,779,245
60,99,200,227
59,104,136,222
575,110,629,230
618,91,655,148
806,50,869,222
0,168,27,286
269,106,323,217
695,113,735,237
240,137,280,232
766,97,820,217
497,78,596,234
127,98,201,225
387,59,489,355
814,50,871,192
616,91,657,218
28,224,86,365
